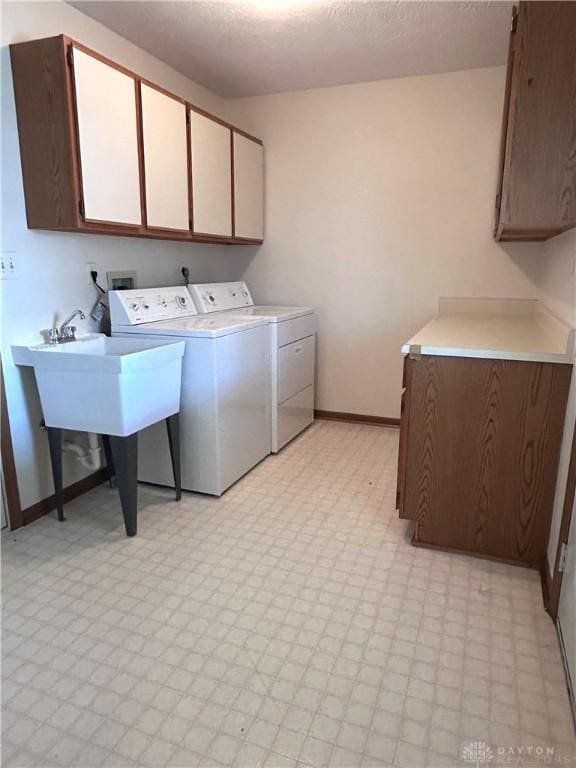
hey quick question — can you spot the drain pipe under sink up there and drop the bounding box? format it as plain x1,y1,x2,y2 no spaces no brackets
62,432,102,471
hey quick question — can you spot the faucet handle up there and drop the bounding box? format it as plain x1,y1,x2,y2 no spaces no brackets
48,328,60,344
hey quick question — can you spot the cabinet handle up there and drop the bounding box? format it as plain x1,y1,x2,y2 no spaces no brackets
294,345,303,354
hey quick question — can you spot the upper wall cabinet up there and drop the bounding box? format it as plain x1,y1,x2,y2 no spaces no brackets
141,84,189,232
72,47,142,226
9,35,264,245
233,132,265,241
190,110,232,238
495,2,576,241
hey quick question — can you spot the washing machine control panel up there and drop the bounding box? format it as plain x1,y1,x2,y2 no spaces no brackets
109,287,198,325
188,282,254,313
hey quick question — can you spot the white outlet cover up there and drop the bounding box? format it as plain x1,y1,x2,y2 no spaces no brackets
0,251,17,280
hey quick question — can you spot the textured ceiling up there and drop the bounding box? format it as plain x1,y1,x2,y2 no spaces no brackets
68,0,513,98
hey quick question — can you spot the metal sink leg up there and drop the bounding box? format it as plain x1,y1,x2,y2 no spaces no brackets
166,414,182,502
46,426,65,521
109,433,138,537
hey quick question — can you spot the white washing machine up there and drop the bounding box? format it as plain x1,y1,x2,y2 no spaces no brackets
187,282,316,452
110,287,271,495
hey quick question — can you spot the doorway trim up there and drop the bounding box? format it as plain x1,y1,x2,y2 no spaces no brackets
544,420,576,620
1,361,23,529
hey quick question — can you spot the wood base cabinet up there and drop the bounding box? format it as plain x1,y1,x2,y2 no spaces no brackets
396,354,571,567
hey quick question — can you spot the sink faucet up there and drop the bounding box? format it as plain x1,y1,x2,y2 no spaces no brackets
60,309,86,337
48,309,86,344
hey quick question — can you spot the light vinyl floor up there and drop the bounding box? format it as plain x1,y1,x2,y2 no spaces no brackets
2,421,575,767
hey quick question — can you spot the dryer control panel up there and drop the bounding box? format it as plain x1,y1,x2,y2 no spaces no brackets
188,282,254,313
109,287,197,326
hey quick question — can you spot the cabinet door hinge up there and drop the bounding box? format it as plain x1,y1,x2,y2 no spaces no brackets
186,111,190,125
188,218,193,230
408,344,421,361
495,192,502,211
558,542,569,573
78,199,85,218
66,47,73,68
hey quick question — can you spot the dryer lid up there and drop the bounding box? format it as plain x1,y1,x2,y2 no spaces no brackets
113,314,269,338
230,306,314,322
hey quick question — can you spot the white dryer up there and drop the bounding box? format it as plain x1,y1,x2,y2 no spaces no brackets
187,282,316,452
110,287,271,495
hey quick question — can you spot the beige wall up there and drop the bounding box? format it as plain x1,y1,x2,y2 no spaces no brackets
541,231,576,327
228,68,575,573
4,5,574,515
1,1,250,510
228,67,550,418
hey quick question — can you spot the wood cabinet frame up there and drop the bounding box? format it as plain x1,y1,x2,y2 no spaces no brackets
10,35,264,245
396,355,412,519
494,2,576,241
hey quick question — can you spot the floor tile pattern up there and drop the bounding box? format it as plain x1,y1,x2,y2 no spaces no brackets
2,421,575,767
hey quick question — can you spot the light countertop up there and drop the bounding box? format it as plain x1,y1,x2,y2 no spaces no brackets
401,298,575,364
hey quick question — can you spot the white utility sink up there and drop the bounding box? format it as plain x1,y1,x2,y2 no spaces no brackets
12,333,185,436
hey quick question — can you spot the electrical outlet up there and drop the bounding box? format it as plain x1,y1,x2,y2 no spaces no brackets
0,251,17,280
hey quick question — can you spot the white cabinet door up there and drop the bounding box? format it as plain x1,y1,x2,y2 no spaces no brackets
141,84,189,231
233,132,264,240
189,111,231,237
72,47,141,225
